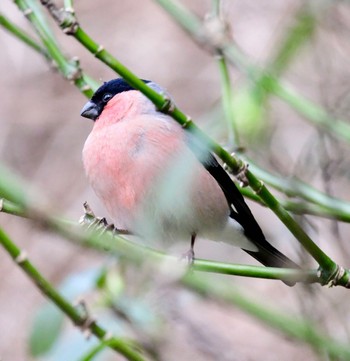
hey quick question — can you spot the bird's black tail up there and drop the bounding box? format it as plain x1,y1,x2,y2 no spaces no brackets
189,148,299,286
243,242,299,286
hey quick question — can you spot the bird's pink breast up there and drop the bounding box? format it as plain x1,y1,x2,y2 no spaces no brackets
83,103,230,241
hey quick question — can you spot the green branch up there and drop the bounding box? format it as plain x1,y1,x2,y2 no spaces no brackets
193,259,318,283
235,158,350,223
0,227,146,361
33,0,350,286
217,54,240,146
0,164,348,357
144,5,350,224
210,0,239,147
0,163,319,285
0,194,317,284
247,160,350,216
154,0,350,143
268,4,317,76
184,274,350,360
239,186,350,223
13,0,97,97
0,198,24,217
0,13,49,58
244,169,334,271
79,341,114,361
1,199,347,359
4,0,350,357
5,0,350,285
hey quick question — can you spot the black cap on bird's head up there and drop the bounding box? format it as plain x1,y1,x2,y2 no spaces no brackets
80,78,151,121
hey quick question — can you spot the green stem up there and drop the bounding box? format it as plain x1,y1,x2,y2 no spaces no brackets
34,0,347,284
0,228,146,361
194,259,318,283
268,4,316,76
239,187,350,223
0,198,24,217
16,0,67,72
73,27,169,110
8,0,349,284
271,80,350,142
0,196,317,284
152,0,345,281
247,160,350,217
13,0,95,97
1,209,345,359
155,0,350,143
184,274,350,360
280,200,350,222
64,0,74,11
79,341,112,361
246,169,335,272
0,13,48,58
211,0,239,146
155,0,203,40
217,52,239,147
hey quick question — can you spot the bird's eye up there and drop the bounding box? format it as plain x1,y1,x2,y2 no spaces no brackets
102,93,112,103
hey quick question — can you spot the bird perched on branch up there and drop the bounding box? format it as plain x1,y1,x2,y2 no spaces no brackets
80,78,298,285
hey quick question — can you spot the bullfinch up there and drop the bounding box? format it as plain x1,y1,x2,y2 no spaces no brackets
81,78,298,284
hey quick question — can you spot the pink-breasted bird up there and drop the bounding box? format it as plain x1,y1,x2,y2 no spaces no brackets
81,78,298,285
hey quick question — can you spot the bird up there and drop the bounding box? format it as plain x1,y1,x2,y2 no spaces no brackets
80,78,298,285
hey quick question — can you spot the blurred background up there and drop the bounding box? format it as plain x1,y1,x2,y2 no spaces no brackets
1,0,350,360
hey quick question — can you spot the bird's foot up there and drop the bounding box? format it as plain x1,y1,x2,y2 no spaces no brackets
181,233,196,266
79,202,131,235
159,93,176,114
223,153,249,187
235,161,249,187
181,248,195,266
72,298,96,339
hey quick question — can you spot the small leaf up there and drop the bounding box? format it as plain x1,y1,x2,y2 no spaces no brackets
29,267,102,357
96,267,108,289
29,302,64,357
105,268,124,298
232,86,266,140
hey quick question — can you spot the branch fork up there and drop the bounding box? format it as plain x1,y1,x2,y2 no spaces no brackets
202,13,232,53
320,264,350,289
41,0,78,34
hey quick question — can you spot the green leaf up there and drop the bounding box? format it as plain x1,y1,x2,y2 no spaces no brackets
29,302,64,357
29,267,102,357
105,268,125,298
231,86,266,140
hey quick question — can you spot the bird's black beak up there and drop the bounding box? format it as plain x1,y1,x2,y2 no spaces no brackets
80,101,101,121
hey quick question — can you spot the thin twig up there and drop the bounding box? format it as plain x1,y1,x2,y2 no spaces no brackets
5,0,350,286
0,195,318,284
13,0,96,97
0,12,49,58
36,0,349,286
155,0,350,143
184,274,350,360
210,0,240,147
0,227,146,361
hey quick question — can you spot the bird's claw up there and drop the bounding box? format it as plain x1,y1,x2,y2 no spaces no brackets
236,162,249,187
79,202,131,236
72,298,95,339
181,248,195,266
223,152,249,188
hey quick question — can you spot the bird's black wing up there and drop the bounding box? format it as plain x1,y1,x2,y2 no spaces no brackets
186,134,298,278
